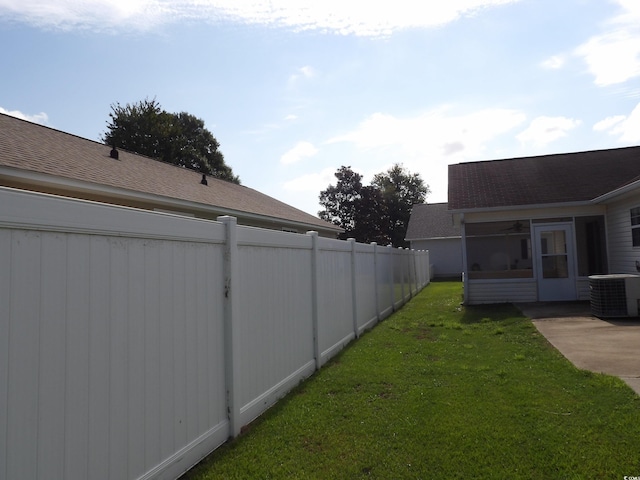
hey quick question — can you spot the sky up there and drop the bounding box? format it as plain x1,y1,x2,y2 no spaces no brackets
1,0,640,217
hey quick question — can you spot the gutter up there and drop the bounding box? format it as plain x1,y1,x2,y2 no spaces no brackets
0,166,342,235
591,178,640,204
447,200,593,215
405,236,461,242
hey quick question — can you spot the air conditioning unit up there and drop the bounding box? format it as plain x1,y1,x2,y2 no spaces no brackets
589,274,640,318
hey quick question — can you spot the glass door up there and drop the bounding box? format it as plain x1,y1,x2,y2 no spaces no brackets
534,223,576,301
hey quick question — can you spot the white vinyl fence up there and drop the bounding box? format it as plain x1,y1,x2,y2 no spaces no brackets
0,186,429,480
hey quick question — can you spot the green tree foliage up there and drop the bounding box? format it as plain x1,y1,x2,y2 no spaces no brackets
319,164,429,247
318,167,387,244
372,164,429,247
102,98,239,184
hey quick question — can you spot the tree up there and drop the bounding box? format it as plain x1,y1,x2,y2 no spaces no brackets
102,98,239,183
372,164,429,247
318,166,386,244
319,164,429,247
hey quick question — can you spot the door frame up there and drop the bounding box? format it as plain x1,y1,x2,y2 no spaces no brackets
533,222,577,302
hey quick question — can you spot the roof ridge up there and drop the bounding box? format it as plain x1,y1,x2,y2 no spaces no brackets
454,145,640,166
0,111,110,148
0,112,242,186
448,145,640,210
0,111,341,232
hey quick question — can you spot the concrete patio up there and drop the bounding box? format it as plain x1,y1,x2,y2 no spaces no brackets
516,301,640,395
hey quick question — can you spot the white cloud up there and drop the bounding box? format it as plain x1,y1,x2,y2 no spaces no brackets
541,55,565,70
288,65,316,85
516,116,581,146
593,115,626,132
299,66,314,78
325,107,527,204
0,0,520,35
328,106,526,161
615,103,640,142
593,102,640,143
0,0,168,31
575,0,640,86
0,107,49,124
280,140,318,165
282,166,336,193
284,114,298,121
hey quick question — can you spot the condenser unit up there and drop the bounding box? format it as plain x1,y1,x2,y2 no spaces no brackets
589,274,640,318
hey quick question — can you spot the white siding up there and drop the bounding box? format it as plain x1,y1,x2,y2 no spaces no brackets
467,279,538,304
605,193,640,274
410,238,462,278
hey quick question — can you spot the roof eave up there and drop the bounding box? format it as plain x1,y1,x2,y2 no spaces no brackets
0,166,342,234
592,179,640,204
447,200,593,214
406,235,461,241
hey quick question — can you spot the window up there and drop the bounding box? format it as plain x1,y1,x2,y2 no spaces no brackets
631,208,640,247
465,220,533,279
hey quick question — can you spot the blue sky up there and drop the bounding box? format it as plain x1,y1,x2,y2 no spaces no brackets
1,0,640,216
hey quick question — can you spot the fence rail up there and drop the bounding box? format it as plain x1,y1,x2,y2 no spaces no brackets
0,186,429,480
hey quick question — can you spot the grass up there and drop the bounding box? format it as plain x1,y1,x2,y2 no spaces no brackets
182,281,640,479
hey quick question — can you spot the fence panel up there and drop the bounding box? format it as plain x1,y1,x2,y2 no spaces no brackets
235,226,316,427
0,189,230,480
316,237,355,365
0,187,431,480
375,246,395,319
354,243,378,333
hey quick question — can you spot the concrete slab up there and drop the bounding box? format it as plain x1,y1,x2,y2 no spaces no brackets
515,302,640,396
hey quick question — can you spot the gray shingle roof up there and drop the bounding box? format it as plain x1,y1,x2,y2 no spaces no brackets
405,203,459,240
0,113,341,233
448,146,640,210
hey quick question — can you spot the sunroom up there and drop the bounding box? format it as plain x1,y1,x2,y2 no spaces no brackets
448,145,640,305
459,210,608,304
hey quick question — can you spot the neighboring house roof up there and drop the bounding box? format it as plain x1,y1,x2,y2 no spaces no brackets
0,113,341,234
405,203,460,241
448,146,640,211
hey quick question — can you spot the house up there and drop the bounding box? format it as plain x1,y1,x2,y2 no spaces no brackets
0,113,342,237
405,203,462,279
448,145,640,304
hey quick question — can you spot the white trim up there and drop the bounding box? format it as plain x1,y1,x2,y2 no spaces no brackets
448,200,592,215
593,178,640,204
405,235,461,241
0,165,341,234
533,222,577,301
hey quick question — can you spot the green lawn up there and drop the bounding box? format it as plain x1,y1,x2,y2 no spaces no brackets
182,281,640,479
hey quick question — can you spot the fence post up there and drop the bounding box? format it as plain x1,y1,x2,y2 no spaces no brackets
348,238,359,338
426,250,431,285
307,231,321,371
398,247,405,305
372,242,380,321
413,251,419,290
406,249,413,299
410,249,417,296
389,246,395,311
218,215,241,438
